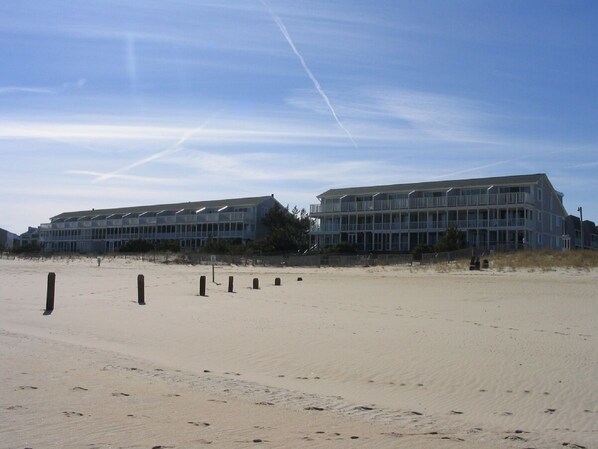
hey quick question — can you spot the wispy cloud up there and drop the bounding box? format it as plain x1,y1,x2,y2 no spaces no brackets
93,113,219,182
0,117,349,144
0,86,55,95
286,87,500,145
260,0,357,148
66,170,182,185
0,78,86,96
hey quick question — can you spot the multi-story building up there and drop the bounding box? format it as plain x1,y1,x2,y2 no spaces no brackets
0,227,19,250
310,174,567,252
40,195,281,253
18,226,40,248
565,216,598,250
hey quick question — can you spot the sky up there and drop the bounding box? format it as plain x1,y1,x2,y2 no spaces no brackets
1,0,597,233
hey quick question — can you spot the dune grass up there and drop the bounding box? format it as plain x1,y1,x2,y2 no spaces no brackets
491,250,598,270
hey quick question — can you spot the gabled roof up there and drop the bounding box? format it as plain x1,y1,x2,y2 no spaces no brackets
317,174,547,198
50,196,277,221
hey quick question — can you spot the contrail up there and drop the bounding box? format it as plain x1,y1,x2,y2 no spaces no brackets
94,114,218,183
260,0,357,148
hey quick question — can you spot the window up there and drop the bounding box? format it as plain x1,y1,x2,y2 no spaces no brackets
537,188,542,201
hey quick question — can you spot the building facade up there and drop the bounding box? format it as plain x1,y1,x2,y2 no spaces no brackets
40,196,281,253
310,174,567,252
0,227,19,251
18,226,40,248
565,216,598,250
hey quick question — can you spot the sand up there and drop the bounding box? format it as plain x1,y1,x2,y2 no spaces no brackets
1,256,596,448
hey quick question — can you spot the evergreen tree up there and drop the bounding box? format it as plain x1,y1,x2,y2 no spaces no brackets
260,203,311,252
435,227,468,252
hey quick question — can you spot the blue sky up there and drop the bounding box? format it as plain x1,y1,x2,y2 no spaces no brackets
1,0,597,233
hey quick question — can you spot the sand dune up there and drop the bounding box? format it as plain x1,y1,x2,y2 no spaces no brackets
1,257,596,448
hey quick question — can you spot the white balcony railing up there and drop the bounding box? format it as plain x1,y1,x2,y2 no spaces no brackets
311,192,531,215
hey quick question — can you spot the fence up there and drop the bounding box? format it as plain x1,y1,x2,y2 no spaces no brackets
419,248,472,265
5,249,493,267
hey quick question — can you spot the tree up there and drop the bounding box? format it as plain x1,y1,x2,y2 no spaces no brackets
260,203,311,253
119,239,154,253
434,227,468,252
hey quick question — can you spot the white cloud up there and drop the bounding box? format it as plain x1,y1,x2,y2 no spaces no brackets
0,86,55,95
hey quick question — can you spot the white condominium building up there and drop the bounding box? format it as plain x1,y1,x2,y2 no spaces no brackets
40,195,281,253
310,174,567,252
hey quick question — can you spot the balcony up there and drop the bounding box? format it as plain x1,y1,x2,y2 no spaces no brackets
311,192,531,215
311,218,531,234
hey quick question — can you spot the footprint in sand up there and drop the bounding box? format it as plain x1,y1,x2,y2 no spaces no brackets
63,411,84,417
6,405,24,410
72,386,88,391
18,386,38,390
304,406,325,411
111,392,130,397
544,408,557,414
188,421,210,427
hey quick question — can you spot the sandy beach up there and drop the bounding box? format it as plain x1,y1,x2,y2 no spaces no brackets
1,257,596,448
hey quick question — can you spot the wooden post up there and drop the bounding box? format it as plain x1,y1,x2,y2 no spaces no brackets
137,274,145,305
199,275,207,296
228,276,234,293
253,278,259,290
274,277,281,286
45,272,56,312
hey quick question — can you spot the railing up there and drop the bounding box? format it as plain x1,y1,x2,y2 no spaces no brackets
311,218,532,233
48,211,255,232
311,192,531,214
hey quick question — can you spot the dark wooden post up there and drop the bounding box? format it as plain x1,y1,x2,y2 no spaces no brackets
137,274,145,305
274,277,281,286
199,275,207,296
228,276,234,293
45,272,56,312
253,278,259,290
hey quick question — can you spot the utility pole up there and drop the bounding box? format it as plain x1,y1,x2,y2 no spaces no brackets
577,206,583,249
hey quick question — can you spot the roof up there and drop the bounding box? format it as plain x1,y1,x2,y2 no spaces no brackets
317,174,547,198
50,196,277,221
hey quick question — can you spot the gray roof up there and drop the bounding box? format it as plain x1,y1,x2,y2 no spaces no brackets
51,196,277,221
318,174,547,198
